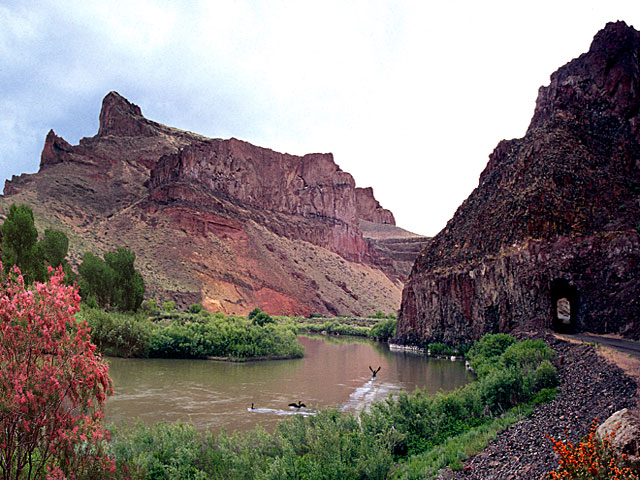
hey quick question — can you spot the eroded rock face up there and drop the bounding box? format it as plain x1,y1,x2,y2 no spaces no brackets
356,187,395,225
397,21,640,345
2,90,421,315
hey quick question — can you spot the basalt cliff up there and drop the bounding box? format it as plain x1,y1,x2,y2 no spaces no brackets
397,21,640,344
2,92,428,315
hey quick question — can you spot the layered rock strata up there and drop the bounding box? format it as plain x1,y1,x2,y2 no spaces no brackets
3,92,425,314
397,21,640,344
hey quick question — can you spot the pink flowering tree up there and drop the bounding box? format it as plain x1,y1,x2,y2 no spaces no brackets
0,266,114,479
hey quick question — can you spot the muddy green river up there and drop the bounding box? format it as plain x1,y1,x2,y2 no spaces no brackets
105,335,474,432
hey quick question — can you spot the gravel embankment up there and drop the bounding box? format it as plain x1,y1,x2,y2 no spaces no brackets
437,333,638,480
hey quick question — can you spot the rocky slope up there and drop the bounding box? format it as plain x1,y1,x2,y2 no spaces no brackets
2,92,425,315
396,21,640,345
437,333,638,479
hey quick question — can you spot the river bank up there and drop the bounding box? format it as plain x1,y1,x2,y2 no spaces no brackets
437,332,639,479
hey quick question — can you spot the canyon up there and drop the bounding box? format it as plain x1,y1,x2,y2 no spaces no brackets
2,92,428,315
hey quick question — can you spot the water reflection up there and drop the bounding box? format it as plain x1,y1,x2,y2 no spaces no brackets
105,335,474,432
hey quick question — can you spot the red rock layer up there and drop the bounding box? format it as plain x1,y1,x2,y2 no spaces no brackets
2,91,421,315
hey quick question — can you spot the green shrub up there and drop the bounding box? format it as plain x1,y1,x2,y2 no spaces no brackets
428,343,457,356
80,307,153,357
141,299,159,315
85,296,99,309
501,339,555,373
189,303,203,314
467,333,517,377
147,316,304,359
534,360,559,390
163,300,176,312
252,311,275,327
369,319,397,341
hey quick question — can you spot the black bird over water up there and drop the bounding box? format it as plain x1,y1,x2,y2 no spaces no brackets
288,401,306,409
369,365,381,378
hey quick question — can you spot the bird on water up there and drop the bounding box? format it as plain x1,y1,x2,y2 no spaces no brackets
369,366,381,378
288,401,306,408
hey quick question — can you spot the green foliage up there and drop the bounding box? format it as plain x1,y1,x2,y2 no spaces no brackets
0,205,75,285
79,248,145,312
85,295,99,309
252,311,275,327
467,333,517,376
295,320,370,337
39,228,68,268
141,299,159,315
163,300,176,312
110,411,393,480
109,422,212,480
79,252,116,307
148,316,303,360
1,204,43,283
369,319,397,341
248,307,262,320
84,308,305,360
393,406,532,479
189,303,203,314
534,360,559,390
105,248,145,312
428,343,457,357
80,306,153,358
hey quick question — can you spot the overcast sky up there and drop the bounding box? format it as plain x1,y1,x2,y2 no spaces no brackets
1,1,638,236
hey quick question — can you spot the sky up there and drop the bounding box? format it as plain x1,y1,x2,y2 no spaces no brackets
1,1,638,237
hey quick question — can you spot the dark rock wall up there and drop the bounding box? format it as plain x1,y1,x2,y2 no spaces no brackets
397,21,640,344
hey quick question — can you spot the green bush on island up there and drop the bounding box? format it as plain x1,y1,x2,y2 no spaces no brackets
81,307,304,360
248,307,276,326
106,334,558,479
149,316,303,359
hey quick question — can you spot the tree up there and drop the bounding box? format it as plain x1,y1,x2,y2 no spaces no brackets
39,229,75,285
78,248,145,312
0,265,114,479
104,248,144,312
1,204,43,283
39,229,68,269
78,253,115,308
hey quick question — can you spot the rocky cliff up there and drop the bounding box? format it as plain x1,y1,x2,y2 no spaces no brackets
2,92,426,315
396,21,640,344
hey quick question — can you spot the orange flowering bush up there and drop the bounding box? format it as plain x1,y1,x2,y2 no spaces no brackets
0,266,114,479
547,420,638,479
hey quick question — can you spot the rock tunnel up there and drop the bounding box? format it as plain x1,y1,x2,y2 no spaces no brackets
550,278,578,333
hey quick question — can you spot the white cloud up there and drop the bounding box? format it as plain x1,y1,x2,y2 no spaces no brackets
0,0,638,235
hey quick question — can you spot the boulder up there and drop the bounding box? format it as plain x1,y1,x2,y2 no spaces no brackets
597,408,640,473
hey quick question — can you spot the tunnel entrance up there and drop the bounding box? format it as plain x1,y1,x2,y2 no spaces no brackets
550,279,577,333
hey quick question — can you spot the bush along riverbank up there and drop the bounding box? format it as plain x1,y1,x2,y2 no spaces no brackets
105,334,559,479
80,306,402,359
437,332,639,479
78,306,304,360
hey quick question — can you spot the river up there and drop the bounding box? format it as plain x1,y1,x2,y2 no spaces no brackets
105,335,474,432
